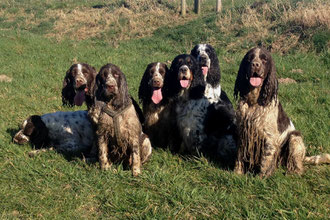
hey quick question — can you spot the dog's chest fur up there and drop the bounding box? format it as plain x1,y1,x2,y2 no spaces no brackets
204,84,221,103
41,111,93,152
237,100,295,152
144,103,169,128
176,96,210,152
97,105,141,149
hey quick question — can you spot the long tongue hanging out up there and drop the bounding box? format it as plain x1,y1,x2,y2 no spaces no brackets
202,66,208,76
250,77,263,87
74,90,85,106
151,88,163,104
180,80,190,88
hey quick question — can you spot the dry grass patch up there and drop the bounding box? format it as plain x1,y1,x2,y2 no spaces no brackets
216,0,330,53
46,6,191,41
283,0,330,29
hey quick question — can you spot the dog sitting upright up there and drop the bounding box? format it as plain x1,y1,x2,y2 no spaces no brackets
88,63,152,176
234,47,330,177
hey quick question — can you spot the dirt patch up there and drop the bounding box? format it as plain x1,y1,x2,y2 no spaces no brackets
0,75,12,82
278,77,297,84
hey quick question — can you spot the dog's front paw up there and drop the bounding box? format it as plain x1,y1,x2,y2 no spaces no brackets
100,162,111,171
132,167,141,177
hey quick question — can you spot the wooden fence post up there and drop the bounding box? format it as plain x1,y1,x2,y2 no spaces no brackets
181,0,186,16
216,0,222,13
194,0,201,14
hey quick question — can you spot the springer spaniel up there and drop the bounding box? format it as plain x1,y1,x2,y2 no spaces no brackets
190,44,222,102
167,54,236,161
62,63,144,123
88,63,152,176
138,62,178,149
62,63,97,109
234,47,330,177
13,111,94,156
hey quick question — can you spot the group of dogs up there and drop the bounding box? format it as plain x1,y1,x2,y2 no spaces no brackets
13,44,329,178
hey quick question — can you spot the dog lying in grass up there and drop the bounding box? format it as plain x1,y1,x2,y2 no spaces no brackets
13,111,94,157
234,47,330,177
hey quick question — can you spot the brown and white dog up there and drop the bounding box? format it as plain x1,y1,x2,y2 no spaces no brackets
138,62,178,149
62,63,97,109
234,47,330,177
88,63,152,176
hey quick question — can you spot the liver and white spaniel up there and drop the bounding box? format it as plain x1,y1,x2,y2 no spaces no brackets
88,63,152,176
62,63,97,109
13,111,94,156
234,47,330,177
138,62,178,149
167,54,236,162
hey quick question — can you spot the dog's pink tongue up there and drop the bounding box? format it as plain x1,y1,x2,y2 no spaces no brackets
74,90,85,106
250,77,262,87
151,88,163,104
202,66,208,75
180,80,189,88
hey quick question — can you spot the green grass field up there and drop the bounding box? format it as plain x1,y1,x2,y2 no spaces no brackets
0,0,329,218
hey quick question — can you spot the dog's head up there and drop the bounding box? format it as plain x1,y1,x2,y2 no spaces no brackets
138,62,169,105
166,54,205,99
95,63,131,109
191,44,221,87
13,115,49,148
234,47,277,105
62,63,97,107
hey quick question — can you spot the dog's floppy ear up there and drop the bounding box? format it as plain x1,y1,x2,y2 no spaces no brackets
114,69,131,108
62,66,76,106
258,52,278,106
94,71,105,102
189,57,206,100
234,53,250,99
138,64,153,103
84,66,97,108
206,45,221,86
86,65,97,97
164,58,182,98
26,115,49,148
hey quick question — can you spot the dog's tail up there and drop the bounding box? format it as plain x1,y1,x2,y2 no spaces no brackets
304,153,330,165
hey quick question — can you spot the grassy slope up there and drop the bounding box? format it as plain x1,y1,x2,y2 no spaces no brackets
0,0,329,218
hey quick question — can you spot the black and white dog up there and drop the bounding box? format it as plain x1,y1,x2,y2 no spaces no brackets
167,54,236,162
190,44,222,102
13,111,94,156
190,44,237,162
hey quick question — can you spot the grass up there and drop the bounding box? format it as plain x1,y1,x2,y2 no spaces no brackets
0,0,329,218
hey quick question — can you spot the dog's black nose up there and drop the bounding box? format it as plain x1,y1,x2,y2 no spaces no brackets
252,61,261,69
180,66,188,73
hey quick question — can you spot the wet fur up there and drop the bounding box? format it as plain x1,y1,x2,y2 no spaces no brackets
234,47,330,177
89,63,152,176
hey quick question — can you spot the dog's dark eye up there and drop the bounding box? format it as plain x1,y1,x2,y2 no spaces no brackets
260,54,267,62
205,49,210,53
